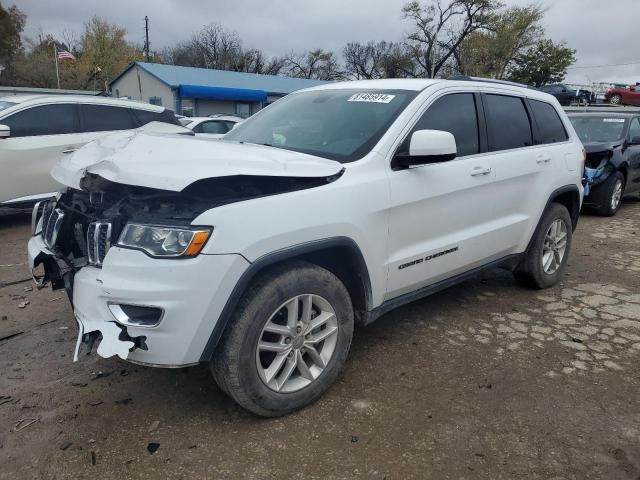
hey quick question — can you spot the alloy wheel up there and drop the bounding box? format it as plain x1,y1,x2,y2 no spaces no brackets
256,294,339,393
541,219,568,274
611,179,623,211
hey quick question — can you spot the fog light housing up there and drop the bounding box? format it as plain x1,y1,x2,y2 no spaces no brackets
108,303,163,328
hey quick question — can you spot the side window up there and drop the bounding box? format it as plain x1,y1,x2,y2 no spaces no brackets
412,93,480,157
628,118,640,141
80,104,135,132
132,109,165,127
530,100,569,144
195,121,229,134
485,94,533,151
3,104,78,137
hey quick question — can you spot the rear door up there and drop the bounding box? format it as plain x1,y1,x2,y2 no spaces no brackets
386,91,505,299
0,103,80,203
483,94,569,253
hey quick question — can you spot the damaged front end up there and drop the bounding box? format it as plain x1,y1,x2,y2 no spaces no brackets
582,143,615,197
29,171,343,364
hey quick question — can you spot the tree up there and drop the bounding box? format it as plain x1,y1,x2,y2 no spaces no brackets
0,2,25,79
508,39,576,87
284,49,344,80
402,0,501,78
456,3,544,78
162,23,284,75
343,41,416,79
78,17,142,90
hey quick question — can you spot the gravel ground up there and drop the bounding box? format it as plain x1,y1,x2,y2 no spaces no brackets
0,200,639,480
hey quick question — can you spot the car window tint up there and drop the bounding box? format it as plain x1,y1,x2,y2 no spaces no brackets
485,94,533,151
3,104,78,137
413,93,480,156
132,109,165,126
80,104,135,132
629,118,640,141
197,121,229,134
530,100,568,144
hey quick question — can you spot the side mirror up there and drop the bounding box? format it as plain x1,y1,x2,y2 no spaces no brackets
0,124,10,138
393,129,457,169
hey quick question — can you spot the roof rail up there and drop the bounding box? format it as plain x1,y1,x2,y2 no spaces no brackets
447,75,538,90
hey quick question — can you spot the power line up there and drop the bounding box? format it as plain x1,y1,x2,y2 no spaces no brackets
567,61,640,70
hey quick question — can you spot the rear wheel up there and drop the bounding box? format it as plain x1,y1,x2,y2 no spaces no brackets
514,203,572,289
211,261,354,417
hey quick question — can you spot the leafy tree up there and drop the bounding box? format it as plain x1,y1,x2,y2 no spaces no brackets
508,39,576,86
456,4,544,78
78,17,142,90
0,2,25,80
402,0,501,78
284,49,345,80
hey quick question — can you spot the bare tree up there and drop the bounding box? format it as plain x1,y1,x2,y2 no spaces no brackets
284,49,344,80
343,41,417,79
402,0,500,78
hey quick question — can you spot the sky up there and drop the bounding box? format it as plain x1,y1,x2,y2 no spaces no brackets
12,0,640,86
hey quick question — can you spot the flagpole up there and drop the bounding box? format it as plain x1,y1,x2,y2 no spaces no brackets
53,43,60,89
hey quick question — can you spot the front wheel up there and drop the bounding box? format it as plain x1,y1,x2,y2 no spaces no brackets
514,203,573,289
211,261,354,417
593,171,624,217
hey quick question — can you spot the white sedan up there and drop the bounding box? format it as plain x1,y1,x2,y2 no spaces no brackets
179,115,243,139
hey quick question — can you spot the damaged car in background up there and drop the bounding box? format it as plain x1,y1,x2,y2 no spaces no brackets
569,112,640,216
28,78,584,417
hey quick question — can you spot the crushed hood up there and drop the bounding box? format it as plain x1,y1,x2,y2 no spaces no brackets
51,127,344,192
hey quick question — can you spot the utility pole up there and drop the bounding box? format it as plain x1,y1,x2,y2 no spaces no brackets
144,16,150,62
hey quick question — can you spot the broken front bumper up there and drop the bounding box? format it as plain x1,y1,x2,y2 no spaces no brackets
27,235,249,367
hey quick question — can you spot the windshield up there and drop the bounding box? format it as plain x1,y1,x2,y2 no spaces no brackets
224,89,418,163
0,100,17,113
569,116,627,143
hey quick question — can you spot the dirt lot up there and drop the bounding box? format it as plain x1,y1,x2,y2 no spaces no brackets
1,200,639,480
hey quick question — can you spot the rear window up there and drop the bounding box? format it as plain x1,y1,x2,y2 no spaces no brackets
3,104,79,137
530,100,568,144
80,104,135,132
133,108,176,127
194,120,230,134
485,94,533,151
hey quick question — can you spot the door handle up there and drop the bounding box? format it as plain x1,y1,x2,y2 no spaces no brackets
470,166,492,176
62,147,76,154
536,154,551,164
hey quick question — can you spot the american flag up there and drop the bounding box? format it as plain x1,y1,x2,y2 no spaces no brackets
56,46,76,60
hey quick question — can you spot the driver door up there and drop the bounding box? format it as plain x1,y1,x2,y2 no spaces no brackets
385,92,502,300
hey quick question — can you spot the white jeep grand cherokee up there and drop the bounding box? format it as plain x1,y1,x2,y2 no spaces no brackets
28,78,584,416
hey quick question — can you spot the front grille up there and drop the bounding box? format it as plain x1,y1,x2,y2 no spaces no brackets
87,222,112,266
41,203,65,248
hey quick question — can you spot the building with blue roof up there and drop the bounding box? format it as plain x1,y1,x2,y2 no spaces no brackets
109,62,329,118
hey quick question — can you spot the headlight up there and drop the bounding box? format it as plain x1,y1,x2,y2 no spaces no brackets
117,224,212,258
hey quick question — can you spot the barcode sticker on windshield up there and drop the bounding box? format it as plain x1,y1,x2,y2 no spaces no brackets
603,118,625,123
348,93,396,103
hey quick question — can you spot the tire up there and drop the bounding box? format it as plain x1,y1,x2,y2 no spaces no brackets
609,94,622,105
513,203,572,289
592,171,624,217
210,260,354,417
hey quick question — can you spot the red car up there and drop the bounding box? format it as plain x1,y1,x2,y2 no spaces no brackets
605,85,640,106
